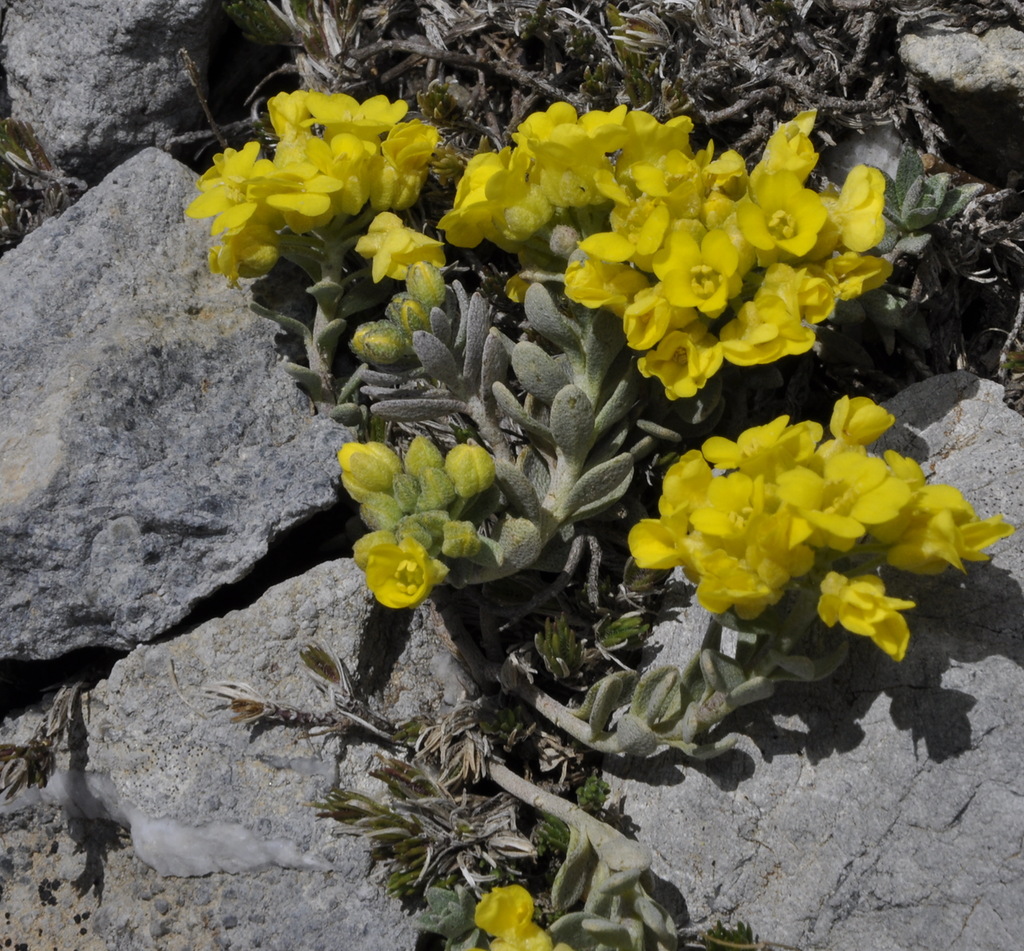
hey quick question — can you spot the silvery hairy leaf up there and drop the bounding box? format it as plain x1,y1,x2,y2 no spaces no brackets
494,458,542,521
574,670,637,735
511,340,569,404
479,328,511,395
523,282,579,352
461,293,490,385
562,453,633,520
700,648,746,694
492,382,553,441
550,825,597,911
412,331,463,393
370,397,467,421
550,384,595,462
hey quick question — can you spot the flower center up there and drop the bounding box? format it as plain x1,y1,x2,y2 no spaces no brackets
768,209,797,240
689,265,719,297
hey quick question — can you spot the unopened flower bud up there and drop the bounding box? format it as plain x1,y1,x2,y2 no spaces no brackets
549,224,581,259
385,294,431,335
406,261,447,310
404,436,445,476
394,516,437,552
351,320,412,365
417,467,457,511
338,441,403,502
442,520,483,559
359,492,404,532
391,472,421,514
445,444,496,498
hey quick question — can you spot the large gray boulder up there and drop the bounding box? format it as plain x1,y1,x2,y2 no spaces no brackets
609,372,1023,950
1,0,224,183
900,24,1024,185
0,148,345,662
0,558,450,950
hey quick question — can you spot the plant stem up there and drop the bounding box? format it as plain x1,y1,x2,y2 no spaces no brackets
487,760,651,873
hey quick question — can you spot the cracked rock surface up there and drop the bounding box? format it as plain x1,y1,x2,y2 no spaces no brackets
609,373,1024,951
0,147,347,662
0,558,462,950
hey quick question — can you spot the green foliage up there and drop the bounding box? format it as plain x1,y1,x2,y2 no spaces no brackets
536,615,585,679
534,813,571,860
419,886,486,951
702,920,756,950
0,119,76,252
222,0,295,44
879,148,984,257
575,774,610,814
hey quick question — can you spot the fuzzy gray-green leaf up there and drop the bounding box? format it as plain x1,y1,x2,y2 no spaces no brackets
494,458,541,521
511,340,568,404
524,282,579,352
412,331,462,392
492,382,552,441
371,397,466,421
550,385,594,461
562,453,633,520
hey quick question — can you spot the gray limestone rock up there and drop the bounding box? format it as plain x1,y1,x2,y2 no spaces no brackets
0,147,346,662
1,0,224,183
900,24,1024,184
0,558,444,950
608,372,1023,951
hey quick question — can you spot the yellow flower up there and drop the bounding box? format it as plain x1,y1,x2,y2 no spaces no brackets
737,170,828,259
621,284,697,351
470,885,565,951
829,395,895,445
305,91,408,143
823,164,887,252
206,223,280,284
437,151,507,248
654,229,742,317
752,110,819,184
822,252,893,300
266,90,314,166
369,120,439,211
186,141,281,235
718,292,815,367
338,441,403,502
564,257,649,316
689,548,782,619
579,196,673,269
701,416,822,480
628,515,691,570
355,213,446,282
637,326,724,399
364,537,447,609
817,571,915,661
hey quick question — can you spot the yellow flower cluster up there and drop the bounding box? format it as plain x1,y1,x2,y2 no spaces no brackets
338,437,496,608
186,90,442,283
439,105,891,399
629,396,1014,660
469,885,574,951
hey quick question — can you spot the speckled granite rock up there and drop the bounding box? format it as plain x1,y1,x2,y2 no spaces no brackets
1,0,224,183
900,24,1024,185
608,372,1024,951
0,558,466,951
0,147,347,662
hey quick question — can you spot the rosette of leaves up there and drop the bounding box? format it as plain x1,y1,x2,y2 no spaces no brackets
357,275,717,585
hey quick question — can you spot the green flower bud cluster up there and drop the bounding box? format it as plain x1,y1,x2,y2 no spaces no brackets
351,262,448,366
339,435,501,607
